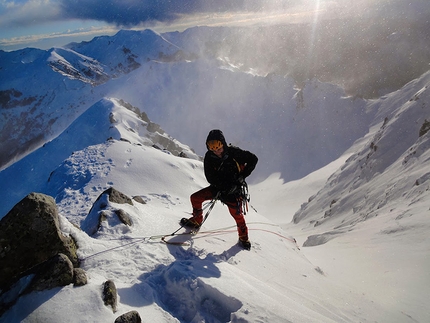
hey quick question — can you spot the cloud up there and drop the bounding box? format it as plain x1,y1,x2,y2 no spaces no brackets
2,0,430,31
0,0,61,28
58,0,298,26
0,25,118,49
0,0,302,30
2,0,429,51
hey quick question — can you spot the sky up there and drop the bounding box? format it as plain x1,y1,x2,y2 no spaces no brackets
0,0,303,50
2,0,428,51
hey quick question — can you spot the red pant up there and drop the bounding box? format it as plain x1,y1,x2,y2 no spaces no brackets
190,186,248,240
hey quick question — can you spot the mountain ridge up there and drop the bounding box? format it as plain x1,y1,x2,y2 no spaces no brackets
1,28,376,183
0,97,199,217
0,29,194,170
291,70,430,242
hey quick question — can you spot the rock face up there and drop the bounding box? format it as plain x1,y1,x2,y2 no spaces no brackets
28,253,75,292
0,192,78,290
0,189,142,319
73,268,88,286
102,280,118,313
104,187,133,205
82,187,134,235
115,311,142,323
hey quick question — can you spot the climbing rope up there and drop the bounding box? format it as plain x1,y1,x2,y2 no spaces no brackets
79,221,298,264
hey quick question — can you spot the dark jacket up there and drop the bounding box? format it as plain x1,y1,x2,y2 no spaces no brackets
204,145,258,195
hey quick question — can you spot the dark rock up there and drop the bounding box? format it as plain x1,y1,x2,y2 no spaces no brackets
103,280,118,313
0,253,81,316
132,196,146,204
99,210,108,223
147,122,161,133
419,119,430,137
83,188,134,235
104,187,133,205
0,193,78,290
115,209,133,226
73,268,88,286
29,253,74,291
114,311,142,323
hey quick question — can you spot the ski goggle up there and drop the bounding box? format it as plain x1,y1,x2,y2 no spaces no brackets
207,140,223,151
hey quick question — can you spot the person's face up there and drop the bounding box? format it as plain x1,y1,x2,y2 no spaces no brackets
208,140,224,157
212,145,224,157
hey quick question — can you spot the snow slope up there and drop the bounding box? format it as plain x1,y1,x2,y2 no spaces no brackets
0,97,199,218
286,71,430,323
1,28,430,323
0,99,398,322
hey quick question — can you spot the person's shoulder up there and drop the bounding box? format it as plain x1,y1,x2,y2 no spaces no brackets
229,144,257,160
227,144,241,152
204,150,212,160
204,150,218,161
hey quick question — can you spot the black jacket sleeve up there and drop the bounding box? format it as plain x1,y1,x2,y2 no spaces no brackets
233,147,258,179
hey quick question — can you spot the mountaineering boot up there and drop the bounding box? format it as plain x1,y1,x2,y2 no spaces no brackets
180,217,201,229
238,238,251,250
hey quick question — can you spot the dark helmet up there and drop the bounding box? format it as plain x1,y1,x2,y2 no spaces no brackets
206,129,227,151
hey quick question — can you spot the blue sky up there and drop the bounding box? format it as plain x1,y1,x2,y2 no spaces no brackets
1,0,428,51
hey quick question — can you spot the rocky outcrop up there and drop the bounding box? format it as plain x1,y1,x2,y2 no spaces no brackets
115,311,142,323
104,187,133,205
0,192,78,290
28,253,74,292
0,189,143,318
419,119,430,137
73,267,88,286
0,192,86,315
103,280,118,313
82,187,134,235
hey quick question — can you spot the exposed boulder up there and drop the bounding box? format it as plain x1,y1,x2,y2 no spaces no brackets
104,187,133,205
82,187,135,235
419,119,430,137
115,310,142,323
115,209,133,226
28,253,74,292
103,280,118,313
0,193,87,316
73,268,88,286
0,192,78,290
132,196,146,204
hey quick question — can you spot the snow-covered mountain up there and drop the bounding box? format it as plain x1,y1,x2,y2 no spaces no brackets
0,97,199,218
250,71,430,322
1,28,373,184
1,26,430,322
0,29,190,170
293,71,430,235
0,92,423,322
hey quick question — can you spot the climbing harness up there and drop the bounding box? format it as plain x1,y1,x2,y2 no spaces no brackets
239,182,250,215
